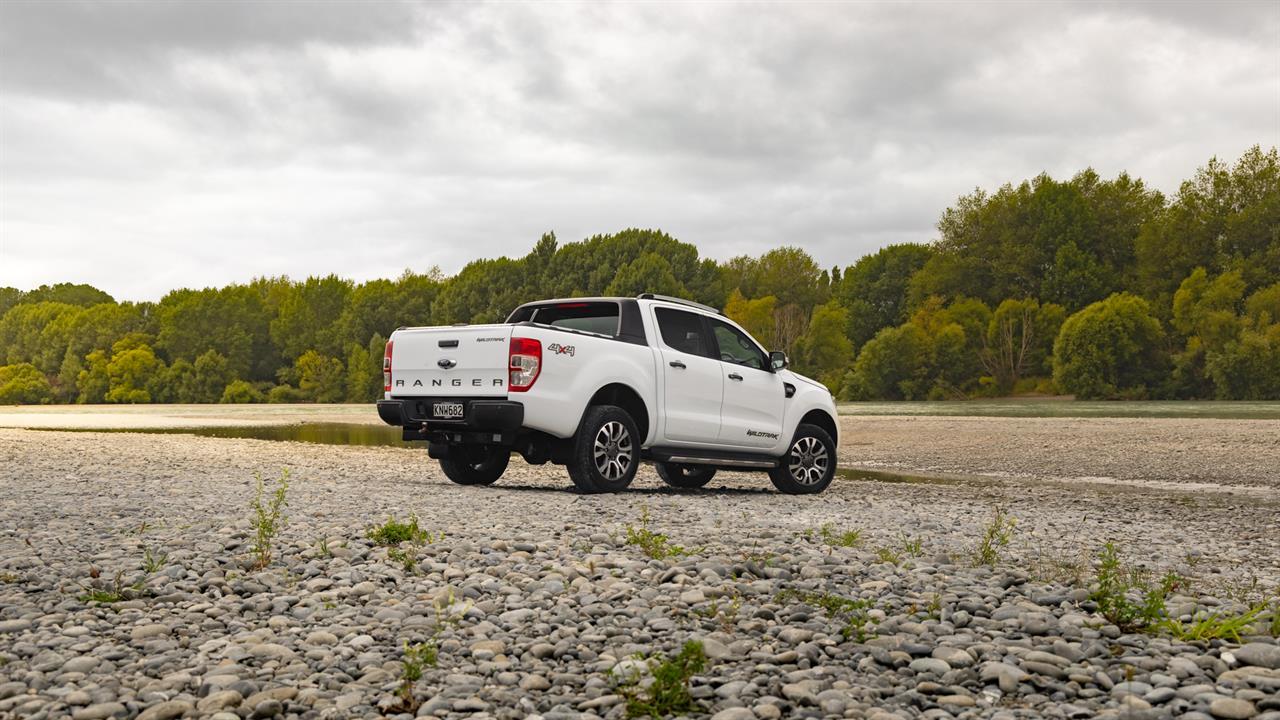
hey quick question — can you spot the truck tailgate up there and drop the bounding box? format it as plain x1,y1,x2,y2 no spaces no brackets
390,324,512,397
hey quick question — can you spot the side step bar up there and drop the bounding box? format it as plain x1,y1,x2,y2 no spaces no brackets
644,447,779,469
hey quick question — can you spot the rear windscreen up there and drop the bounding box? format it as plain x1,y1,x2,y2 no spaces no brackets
509,302,620,336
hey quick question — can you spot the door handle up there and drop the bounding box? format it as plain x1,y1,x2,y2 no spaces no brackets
669,360,686,369
728,372,743,381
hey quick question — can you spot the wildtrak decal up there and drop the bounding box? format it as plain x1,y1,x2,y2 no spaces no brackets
547,343,576,356
746,429,779,439
476,337,506,342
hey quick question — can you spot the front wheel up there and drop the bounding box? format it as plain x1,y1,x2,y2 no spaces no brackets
768,423,836,494
567,405,639,493
655,462,716,489
439,445,509,486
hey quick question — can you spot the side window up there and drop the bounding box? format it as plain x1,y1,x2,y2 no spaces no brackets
710,319,767,370
655,308,708,356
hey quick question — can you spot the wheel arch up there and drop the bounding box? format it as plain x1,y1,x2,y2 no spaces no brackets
798,408,838,446
585,382,651,444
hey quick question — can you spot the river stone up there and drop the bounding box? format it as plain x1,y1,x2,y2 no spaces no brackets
1235,644,1280,670
136,700,194,720
1210,698,1258,719
71,703,126,720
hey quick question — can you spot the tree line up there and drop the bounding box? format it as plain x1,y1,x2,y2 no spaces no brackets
1,145,1276,405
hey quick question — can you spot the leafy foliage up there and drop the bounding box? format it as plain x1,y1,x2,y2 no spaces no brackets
249,470,290,569
2,148,1277,404
617,641,708,719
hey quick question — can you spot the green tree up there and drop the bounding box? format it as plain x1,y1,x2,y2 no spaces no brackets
344,341,381,403
835,243,934,350
604,252,687,297
792,301,853,387
0,363,54,404
190,350,234,403
295,350,345,403
723,246,823,311
221,379,264,403
1136,146,1280,311
0,287,21,317
913,170,1162,311
432,257,527,324
76,351,110,404
0,302,82,373
270,275,353,362
1052,293,1167,399
105,343,166,404
723,291,777,347
20,283,113,307
1245,282,1280,325
978,298,1067,394
157,285,273,379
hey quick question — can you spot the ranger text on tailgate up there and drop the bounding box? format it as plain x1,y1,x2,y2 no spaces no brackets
376,294,840,494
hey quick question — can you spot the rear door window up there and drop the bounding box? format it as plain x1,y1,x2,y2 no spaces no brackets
655,308,710,356
519,302,620,336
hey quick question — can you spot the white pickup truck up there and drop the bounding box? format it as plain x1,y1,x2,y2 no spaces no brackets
377,294,840,494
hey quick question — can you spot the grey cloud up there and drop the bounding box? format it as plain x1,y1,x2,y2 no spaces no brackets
0,1,1276,300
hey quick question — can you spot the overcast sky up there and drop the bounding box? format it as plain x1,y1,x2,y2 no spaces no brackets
1,1,1277,301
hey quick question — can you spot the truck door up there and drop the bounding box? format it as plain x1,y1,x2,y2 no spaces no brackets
706,317,785,449
653,307,723,444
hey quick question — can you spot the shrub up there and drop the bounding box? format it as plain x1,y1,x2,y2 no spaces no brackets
221,379,263,404
1053,293,1167,399
0,363,53,404
267,384,307,403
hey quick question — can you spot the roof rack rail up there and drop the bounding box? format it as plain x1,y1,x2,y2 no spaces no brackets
636,293,724,316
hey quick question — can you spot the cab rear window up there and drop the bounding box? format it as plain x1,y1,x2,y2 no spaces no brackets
508,301,620,336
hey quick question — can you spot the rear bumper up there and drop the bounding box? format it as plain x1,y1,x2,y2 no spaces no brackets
377,398,524,432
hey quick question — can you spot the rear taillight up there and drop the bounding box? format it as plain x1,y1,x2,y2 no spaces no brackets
383,340,394,393
508,337,541,392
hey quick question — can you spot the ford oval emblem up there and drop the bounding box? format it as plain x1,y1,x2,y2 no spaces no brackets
437,358,456,369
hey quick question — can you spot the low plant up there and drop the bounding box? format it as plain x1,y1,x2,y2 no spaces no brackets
249,469,290,569
1091,542,1179,633
901,534,924,558
972,505,1017,566
875,547,902,566
1268,598,1280,638
926,592,943,620
142,546,168,573
625,506,689,560
695,592,743,634
1158,605,1266,643
776,589,875,642
367,513,440,547
79,570,142,604
391,639,439,712
617,641,708,719
818,523,863,548
316,537,332,559
387,545,418,572
0,572,20,584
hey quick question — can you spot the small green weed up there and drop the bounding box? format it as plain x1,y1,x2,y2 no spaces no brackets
391,640,439,712
250,469,290,569
0,572,19,584
141,546,168,573
618,641,708,719
78,570,141,604
972,505,1017,566
818,523,863,548
625,506,689,560
875,547,902,565
695,592,743,634
367,513,440,546
901,534,924,557
387,546,418,572
1091,542,1179,633
1158,605,1266,643
316,537,332,558
776,589,875,642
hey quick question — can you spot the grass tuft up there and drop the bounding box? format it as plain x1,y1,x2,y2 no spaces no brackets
249,469,290,569
618,641,708,719
972,505,1017,566
625,506,690,560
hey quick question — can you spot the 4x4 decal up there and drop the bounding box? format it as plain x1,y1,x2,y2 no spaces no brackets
548,343,576,357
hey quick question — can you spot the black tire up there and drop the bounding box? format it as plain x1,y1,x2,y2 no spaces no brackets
655,462,716,489
567,405,640,493
439,445,509,486
768,423,836,494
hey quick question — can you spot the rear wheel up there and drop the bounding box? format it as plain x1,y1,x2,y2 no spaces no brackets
439,445,509,486
768,423,836,494
567,405,639,493
655,462,716,489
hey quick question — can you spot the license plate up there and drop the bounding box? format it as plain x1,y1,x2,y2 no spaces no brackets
431,402,464,420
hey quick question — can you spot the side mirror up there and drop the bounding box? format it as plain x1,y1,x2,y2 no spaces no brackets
770,351,789,371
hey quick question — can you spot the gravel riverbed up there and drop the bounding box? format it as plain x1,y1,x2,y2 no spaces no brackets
1,418,1278,720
